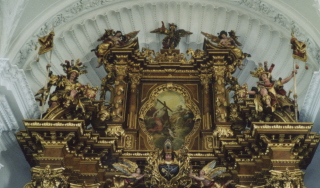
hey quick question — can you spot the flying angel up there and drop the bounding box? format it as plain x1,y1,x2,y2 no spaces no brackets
112,159,146,187
92,29,139,68
151,21,192,49
189,160,233,188
201,30,250,69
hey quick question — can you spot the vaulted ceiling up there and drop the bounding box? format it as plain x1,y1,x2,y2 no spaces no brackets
2,0,319,109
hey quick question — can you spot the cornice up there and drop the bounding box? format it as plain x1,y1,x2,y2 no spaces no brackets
0,95,19,133
0,58,40,120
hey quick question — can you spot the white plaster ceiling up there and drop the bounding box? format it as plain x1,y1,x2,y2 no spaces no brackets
3,0,320,110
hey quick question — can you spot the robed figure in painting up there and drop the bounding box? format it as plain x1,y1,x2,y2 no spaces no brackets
144,91,195,150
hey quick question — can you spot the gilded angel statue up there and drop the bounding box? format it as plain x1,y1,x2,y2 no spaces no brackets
34,60,98,120
201,30,250,68
248,62,297,113
92,29,139,68
189,160,233,188
151,21,192,49
111,159,146,188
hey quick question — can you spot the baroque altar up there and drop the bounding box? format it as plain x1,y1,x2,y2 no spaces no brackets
16,26,319,188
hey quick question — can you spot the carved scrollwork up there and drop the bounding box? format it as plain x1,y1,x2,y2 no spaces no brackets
105,126,125,137
124,135,133,149
213,126,234,138
23,165,68,188
205,135,214,149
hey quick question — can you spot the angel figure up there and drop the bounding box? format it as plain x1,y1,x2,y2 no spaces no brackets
92,29,139,68
201,30,250,68
112,159,146,188
151,21,192,49
35,60,94,119
248,62,297,112
189,161,233,188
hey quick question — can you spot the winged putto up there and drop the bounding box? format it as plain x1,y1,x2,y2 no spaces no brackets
92,29,139,68
111,159,146,188
189,160,233,188
201,30,250,69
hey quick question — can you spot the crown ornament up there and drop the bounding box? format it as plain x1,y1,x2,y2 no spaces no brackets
250,62,275,79
250,67,269,78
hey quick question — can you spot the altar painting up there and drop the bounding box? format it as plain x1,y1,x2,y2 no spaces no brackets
144,91,194,150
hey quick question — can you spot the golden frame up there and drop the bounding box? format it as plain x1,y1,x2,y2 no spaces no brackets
138,83,201,150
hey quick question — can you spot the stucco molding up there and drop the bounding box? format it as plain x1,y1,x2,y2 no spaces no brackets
12,0,320,69
235,0,320,63
0,0,28,57
299,71,320,123
0,95,19,133
0,58,40,120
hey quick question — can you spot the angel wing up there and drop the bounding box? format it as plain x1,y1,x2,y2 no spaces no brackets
269,170,283,178
122,31,140,43
150,21,167,34
201,31,220,43
207,167,227,179
202,160,217,174
52,167,65,174
31,167,42,174
112,159,138,176
98,29,115,41
228,30,242,46
175,29,192,37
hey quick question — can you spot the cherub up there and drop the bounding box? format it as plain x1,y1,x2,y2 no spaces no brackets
201,30,250,68
189,160,233,188
151,21,192,49
201,30,242,48
92,29,139,68
112,159,146,187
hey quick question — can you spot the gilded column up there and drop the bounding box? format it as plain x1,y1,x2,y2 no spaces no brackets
112,56,129,122
127,72,142,129
213,65,227,123
199,73,212,130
